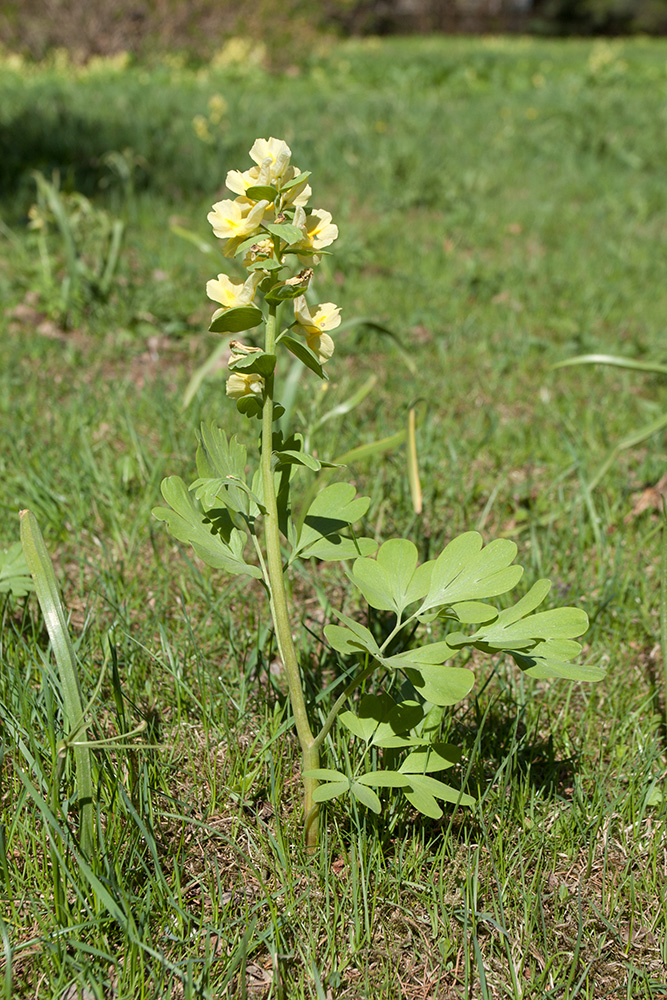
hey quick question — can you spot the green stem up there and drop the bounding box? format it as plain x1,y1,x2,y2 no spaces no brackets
261,305,320,848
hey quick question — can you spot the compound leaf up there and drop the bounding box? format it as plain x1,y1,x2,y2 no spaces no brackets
383,642,473,706
324,615,381,658
351,539,433,614
404,664,475,706
469,579,588,651
399,744,461,773
0,542,33,598
294,483,374,560
350,781,381,814
153,477,262,579
300,535,377,562
313,781,350,804
356,770,412,789
406,774,475,808
422,532,523,613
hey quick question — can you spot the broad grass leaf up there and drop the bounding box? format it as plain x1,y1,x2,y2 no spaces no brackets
399,744,461,773
19,510,94,854
350,782,382,814
154,477,262,579
351,539,433,614
422,531,522,612
209,305,262,334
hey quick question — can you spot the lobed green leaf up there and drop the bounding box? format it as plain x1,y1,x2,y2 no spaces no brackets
0,542,34,598
351,539,433,614
421,531,523,613
153,477,262,579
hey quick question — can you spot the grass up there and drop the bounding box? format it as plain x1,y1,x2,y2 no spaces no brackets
1,33,666,998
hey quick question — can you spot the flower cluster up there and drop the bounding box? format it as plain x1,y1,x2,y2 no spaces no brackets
204,138,340,405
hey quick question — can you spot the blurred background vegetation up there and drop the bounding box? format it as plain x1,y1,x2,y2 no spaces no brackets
1,0,666,68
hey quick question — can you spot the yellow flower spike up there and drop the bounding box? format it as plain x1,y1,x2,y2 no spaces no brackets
226,138,311,208
225,372,265,399
206,271,263,309
207,198,269,241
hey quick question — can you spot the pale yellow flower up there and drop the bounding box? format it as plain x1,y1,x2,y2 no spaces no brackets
206,271,262,309
207,198,268,241
226,372,265,399
293,296,341,363
291,207,338,261
303,208,338,249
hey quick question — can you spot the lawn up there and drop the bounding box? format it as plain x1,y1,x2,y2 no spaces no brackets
1,34,666,998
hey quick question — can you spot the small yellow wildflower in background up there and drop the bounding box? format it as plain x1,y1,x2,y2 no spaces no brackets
207,93,228,123
192,114,213,144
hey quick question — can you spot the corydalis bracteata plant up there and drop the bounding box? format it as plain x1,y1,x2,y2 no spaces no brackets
154,138,604,849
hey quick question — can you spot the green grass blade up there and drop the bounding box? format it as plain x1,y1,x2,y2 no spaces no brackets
19,509,94,856
554,353,667,377
182,339,229,408
32,171,80,301
661,502,667,738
